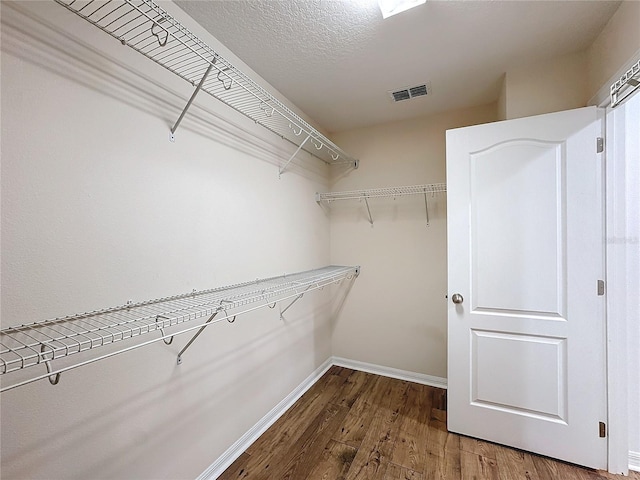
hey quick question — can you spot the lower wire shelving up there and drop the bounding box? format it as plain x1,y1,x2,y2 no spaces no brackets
0,265,359,392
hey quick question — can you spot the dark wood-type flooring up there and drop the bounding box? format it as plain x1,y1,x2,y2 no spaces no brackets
220,366,640,480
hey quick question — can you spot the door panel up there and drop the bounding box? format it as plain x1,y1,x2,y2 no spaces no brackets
471,330,567,421
471,140,566,316
446,107,606,470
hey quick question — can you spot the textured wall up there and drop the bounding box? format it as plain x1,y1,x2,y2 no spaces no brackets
0,2,335,479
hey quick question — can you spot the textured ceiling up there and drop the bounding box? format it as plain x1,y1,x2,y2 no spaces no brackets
176,0,621,132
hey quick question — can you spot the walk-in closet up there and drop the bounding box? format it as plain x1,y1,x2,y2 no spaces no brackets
1,1,639,479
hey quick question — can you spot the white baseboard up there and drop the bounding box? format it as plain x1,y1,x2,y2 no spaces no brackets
331,356,448,389
197,356,447,479
630,451,640,472
196,358,334,480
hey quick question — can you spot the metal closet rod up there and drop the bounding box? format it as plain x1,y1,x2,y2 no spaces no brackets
53,0,358,173
0,265,360,393
316,183,447,226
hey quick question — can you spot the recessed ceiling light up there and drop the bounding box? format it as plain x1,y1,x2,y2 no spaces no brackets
378,0,426,19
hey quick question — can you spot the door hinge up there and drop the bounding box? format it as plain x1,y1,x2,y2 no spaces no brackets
599,422,606,438
596,137,604,153
598,280,605,296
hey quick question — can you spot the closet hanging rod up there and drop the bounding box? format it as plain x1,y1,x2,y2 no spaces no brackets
53,0,359,171
0,265,360,392
316,183,447,203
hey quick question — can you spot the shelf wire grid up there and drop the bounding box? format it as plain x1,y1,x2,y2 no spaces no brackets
53,0,357,167
611,58,640,108
0,265,358,391
316,183,447,202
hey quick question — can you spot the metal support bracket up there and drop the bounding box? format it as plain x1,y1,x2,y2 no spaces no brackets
170,61,215,142
424,192,430,226
364,197,374,227
176,311,218,365
280,293,304,320
279,134,310,177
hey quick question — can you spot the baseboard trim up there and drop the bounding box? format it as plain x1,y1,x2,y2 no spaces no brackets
332,356,448,389
630,451,640,472
196,357,334,480
197,356,448,479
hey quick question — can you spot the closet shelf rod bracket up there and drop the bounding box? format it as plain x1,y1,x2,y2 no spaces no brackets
364,197,374,226
424,192,430,226
176,311,219,365
170,62,215,142
279,134,311,177
279,285,313,320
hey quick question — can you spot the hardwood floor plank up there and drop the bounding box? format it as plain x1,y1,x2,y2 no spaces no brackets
532,455,596,480
494,444,539,480
389,383,432,473
326,365,347,376
427,404,460,458
343,445,388,480
330,370,376,409
383,462,424,480
423,451,461,479
304,440,357,480
246,372,347,456
460,435,498,461
432,386,447,410
344,378,409,480
216,452,251,480
332,375,391,448
279,404,350,480
238,403,347,480
460,450,500,480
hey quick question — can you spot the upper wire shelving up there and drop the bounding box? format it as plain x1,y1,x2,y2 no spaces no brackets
611,58,640,107
0,265,359,392
316,183,447,226
53,0,359,174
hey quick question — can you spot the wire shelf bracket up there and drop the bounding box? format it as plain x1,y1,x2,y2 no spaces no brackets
169,62,214,142
53,0,359,172
316,183,446,226
0,265,360,392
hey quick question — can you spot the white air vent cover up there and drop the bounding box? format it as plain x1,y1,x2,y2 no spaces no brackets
389,82,431,102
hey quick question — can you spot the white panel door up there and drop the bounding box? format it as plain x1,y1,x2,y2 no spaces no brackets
446,107,607,469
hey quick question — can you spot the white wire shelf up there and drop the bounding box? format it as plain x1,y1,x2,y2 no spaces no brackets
316,183,446,226
53,0,358,172
0,265,359,392
611,58,640,108
316,183,446,202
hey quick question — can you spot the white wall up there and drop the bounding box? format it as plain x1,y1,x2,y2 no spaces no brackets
503,51,589,120
0,2,337,479
329,104,497,378
587,1,640,102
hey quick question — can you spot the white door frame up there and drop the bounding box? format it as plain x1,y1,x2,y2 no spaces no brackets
589,49,640,475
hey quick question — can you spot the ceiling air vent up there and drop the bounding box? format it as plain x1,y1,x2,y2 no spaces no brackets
389,82,430,102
